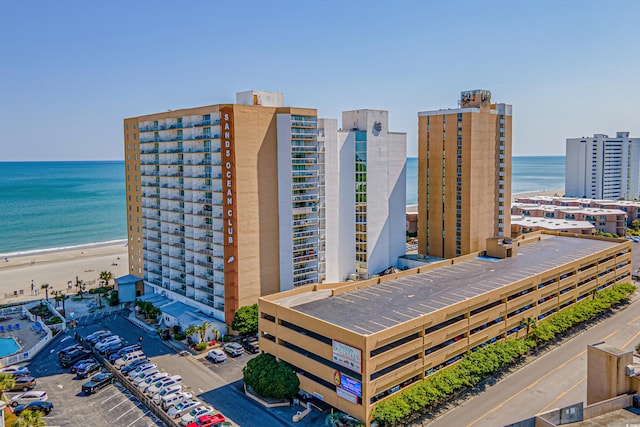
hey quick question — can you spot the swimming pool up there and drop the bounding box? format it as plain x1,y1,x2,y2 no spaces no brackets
0,337,20,358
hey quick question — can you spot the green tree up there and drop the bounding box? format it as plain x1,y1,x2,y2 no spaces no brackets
231,304,258,335
0,373,15,397
13,408,46,427
243,353,299,400
99,271,114,288
519,316,536,340
40,283,49,301
185,321,209,343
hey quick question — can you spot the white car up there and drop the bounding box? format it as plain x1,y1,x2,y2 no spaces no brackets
132,367,159,384
207,349,226,363
138,372,169,392
161,391,193,411
180,405,214,426
95,336,121,352
168,400,200,418
152,384,183,404
127,363,157,379
146,375,181,396
11,391,48,407
0,365,30,376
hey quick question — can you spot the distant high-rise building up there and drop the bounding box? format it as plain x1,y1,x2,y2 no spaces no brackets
417,90,512,258
322,110,407,281
565,132,640,200
124,91,323,325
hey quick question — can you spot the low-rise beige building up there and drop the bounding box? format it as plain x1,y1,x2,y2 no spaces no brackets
259,232,632,425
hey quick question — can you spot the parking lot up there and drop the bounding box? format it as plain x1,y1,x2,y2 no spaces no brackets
25,328,164,427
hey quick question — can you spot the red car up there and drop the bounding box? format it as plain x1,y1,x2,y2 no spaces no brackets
186,413,226,427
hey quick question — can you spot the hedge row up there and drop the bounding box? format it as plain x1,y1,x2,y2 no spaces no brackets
372,283,636,425
529,283,636,344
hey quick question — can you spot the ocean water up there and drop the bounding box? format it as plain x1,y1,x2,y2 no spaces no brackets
0,161,126,256
0,157,565,255
405,156,566,205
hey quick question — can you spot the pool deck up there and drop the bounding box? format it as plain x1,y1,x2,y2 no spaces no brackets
0,315,43,359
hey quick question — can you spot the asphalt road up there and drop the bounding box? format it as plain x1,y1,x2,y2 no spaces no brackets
428,291,640,427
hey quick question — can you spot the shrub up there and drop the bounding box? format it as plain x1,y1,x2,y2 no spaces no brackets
45,316,62,325
174,332,186,340
243,353,299,400
195,342,208,352
108,291,119,306
372,283,636,425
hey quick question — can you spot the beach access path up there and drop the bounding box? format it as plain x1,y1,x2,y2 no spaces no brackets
0,243,129,304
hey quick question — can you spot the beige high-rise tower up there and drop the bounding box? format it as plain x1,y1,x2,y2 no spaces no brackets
417,90,512,258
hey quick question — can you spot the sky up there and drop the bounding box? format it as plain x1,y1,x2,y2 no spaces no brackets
2,1,640,161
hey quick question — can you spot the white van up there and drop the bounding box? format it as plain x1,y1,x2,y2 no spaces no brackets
152,383,183,404
114,351,146,369
138,372,169,392
146,375,182,396
161,391,193,411
132,367,159,384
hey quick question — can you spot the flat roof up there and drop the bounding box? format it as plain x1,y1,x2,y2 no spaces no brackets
282,235,622,335
511,216,594,230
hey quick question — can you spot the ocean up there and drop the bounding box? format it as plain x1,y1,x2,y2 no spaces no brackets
0,161,127,256
0,157,565,255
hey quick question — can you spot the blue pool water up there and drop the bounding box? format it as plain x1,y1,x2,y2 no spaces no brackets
0,337,20,357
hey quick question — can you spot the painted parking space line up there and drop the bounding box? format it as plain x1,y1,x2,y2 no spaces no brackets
126,411,151,427
109,398,129,411
115,406,137,420
101,391,122,403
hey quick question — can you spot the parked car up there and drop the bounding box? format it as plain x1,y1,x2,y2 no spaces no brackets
206,349,226,363
138,372,169,392
161,391,193,411
152,384,183,404
70,358,95,374
127,362,157,379
85,330,111,343
12,401,54,416
115,351,146,369
9,376,37,392
82,372,114,395
60,349,92,368
133,366,159,383
57,344,84,359
86,331,114,345
108,344,141,363
99,341,123,355
168,400,200,418
11,391,48,407
76,361,102,379
180,406,214,426
95,336,122,352
222,342,244,357
146,375,182,396
0,365,30,377
242,338,259,354
186,413,226,427
120,357,149,374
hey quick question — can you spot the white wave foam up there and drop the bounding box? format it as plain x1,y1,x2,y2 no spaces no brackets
0,239,128,258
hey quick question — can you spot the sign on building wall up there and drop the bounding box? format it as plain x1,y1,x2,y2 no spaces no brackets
334,370,362,398
332,340,362,373
220,107,238,324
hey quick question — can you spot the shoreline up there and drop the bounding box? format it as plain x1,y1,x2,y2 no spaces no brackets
0,239,128,259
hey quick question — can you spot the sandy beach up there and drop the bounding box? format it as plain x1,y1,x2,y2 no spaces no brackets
0,242,129,305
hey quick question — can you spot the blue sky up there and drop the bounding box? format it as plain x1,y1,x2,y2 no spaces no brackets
2,1,639,160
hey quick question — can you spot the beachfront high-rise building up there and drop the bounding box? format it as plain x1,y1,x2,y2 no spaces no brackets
322,110,407,281
124,91,323,325
565,132,640,200
417,90,512,258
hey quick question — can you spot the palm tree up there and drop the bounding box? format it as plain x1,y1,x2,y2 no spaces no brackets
0,373,15,398
185,321,209,343
52,290,66,317
520,316,536,340
40,283,49,301
13,408,46,427
99,271,114,288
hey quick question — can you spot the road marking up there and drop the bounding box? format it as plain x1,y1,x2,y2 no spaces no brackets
126,411,149,427
621,329,640,350
101,392,121,403
467,328,620,427
538,374,586,413
115,406,136,420
108,398,128,411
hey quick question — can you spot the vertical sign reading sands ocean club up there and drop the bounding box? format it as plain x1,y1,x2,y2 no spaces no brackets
220,107,238,323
